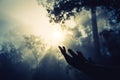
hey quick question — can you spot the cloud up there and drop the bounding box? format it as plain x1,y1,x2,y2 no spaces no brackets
0,0,117,80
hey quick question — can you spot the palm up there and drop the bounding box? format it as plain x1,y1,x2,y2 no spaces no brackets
58,46,87,69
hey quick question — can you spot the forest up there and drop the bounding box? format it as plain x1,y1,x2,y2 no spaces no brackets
0,0,120,80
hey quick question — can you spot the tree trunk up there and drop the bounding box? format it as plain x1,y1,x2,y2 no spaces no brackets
91,7,101,60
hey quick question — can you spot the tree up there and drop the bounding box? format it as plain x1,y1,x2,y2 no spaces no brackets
38,0,120,60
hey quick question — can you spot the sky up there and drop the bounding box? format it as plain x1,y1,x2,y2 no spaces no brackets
0,0,111,64
0,0,90,50
0,0,109,65
0,0,46,34
0,0,113,80
0,0,83,80
0,0,77,46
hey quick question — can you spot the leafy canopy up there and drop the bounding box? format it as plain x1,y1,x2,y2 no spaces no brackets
42,0,120,23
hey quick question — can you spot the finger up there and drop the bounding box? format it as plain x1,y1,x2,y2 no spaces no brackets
63,46,66,53
58,46,62,51
58,46,66,53
63,49,73,65
68,49,77,57
77,51,87,61
58,46,64,54
58,46,72,62
58,46,67,56
58,46,63,51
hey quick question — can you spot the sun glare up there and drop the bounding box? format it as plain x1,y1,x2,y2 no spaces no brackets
53,31,62,40
14,5,67,47
35,23,65,47
52,30,65,45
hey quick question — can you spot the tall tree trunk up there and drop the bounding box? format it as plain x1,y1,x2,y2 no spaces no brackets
91,7,101,60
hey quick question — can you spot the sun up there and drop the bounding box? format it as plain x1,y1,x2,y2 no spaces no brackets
52,30,65,45
16,6,67,47
33,22,66,46
53,31,62,39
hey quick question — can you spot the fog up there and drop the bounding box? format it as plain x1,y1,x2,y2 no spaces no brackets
0,0,116,80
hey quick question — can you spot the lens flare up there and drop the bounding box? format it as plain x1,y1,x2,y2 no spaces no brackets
52,29,65,46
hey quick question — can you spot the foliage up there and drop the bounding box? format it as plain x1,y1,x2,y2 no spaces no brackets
37,0,120,23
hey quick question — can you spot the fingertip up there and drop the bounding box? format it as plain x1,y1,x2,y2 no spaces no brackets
58,46,62,51
68,49,70,52
68,49,72,52
58,46,61,48
63,46,66,50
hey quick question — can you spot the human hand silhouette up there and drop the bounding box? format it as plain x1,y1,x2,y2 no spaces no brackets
58,46,87,70
58,46,120,80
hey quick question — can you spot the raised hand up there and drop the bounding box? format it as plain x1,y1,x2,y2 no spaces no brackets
58,46,120,80
58,46,87,70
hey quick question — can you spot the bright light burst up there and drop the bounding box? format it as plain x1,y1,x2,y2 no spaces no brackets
11,6,72,47
41,24,66,46
52,29,65,46
53,31,62,40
